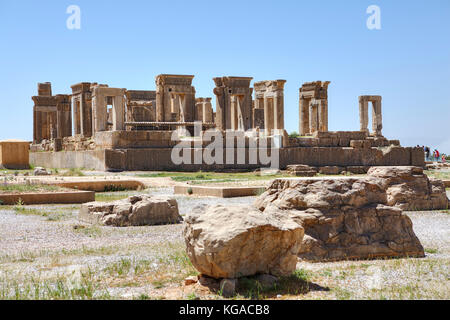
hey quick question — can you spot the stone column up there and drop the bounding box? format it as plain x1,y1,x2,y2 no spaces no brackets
93,93,107,132
274,93,284,131
318,99,328,132
214,87,225,130
359,97,369,133
72,97,79,135
156,90,164,122
80,97,86,136
203,98,213,123
112,95,124,131
179,95,186,123
34,108,42,144
264,96,274,135
230,95,238,130
372,98,383,136
236,96,245,131
299,97,310,135
309,103,318,133
83,93,93,137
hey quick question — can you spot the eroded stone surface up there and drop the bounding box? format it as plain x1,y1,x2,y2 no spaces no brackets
79,195,182,227
255,172,427,262
183,204,304,279
367,166,449,211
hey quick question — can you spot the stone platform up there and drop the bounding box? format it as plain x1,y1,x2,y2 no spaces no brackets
30,145,424,172
0,190,95,205
174,185,266,198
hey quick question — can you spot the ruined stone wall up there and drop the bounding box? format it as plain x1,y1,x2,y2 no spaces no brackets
155,74,196,123
287,131,398,148
125,90,156,129
214,77,253,131
30,145,424,171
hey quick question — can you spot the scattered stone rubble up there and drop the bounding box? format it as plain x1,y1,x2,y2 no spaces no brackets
79,195,182,227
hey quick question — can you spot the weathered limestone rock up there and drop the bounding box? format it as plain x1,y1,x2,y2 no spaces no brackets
255,176,425,262
79,195,182,227
183,205,304,279
367,166,449,211
286,165,317,177
33,167,51,176
319,166,345,175
219,278,237,297
0,140,30,170
346,166,369,174
254,274,278,289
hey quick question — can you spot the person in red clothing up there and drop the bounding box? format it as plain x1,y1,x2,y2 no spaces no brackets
435,149,440,162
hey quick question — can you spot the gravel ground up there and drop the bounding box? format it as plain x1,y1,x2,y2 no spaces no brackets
0,189,448,299
0,188,256,257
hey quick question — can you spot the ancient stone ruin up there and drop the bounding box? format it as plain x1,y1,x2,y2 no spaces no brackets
79,195,182,227
254,80,286,135
359,95,383,136
299,81,330,135
29,75,424,171
254,166,449,262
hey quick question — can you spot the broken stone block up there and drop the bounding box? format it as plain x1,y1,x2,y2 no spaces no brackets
183,205,304,279
33,167,51,176
286,165,317,177
79,195,182,227
319,166,345,175
254,171,430,262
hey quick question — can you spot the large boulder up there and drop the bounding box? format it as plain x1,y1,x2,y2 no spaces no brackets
183,205,304,279
255,176,425,262
367,166,449,211
79,195,182,227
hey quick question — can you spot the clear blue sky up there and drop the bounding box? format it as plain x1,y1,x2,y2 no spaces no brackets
1,0,449,152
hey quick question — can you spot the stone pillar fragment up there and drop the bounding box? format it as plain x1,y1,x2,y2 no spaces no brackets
359,97,369,133
299,81,330,135
264,97,274,135
359,95,382,136
155,74,195,123
254,80,286,135
112,94,125,131
299,97,310,136
274,93,284,131
213,76,253,131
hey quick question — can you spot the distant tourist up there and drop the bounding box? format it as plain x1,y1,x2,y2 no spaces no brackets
425,146,431,161
442,154,447,163
435,149,440,162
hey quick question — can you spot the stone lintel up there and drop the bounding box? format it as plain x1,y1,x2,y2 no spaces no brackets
71,82,96,94
213,76,253,88
359,95,382,102
92,87,126,97
156,74,195,86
